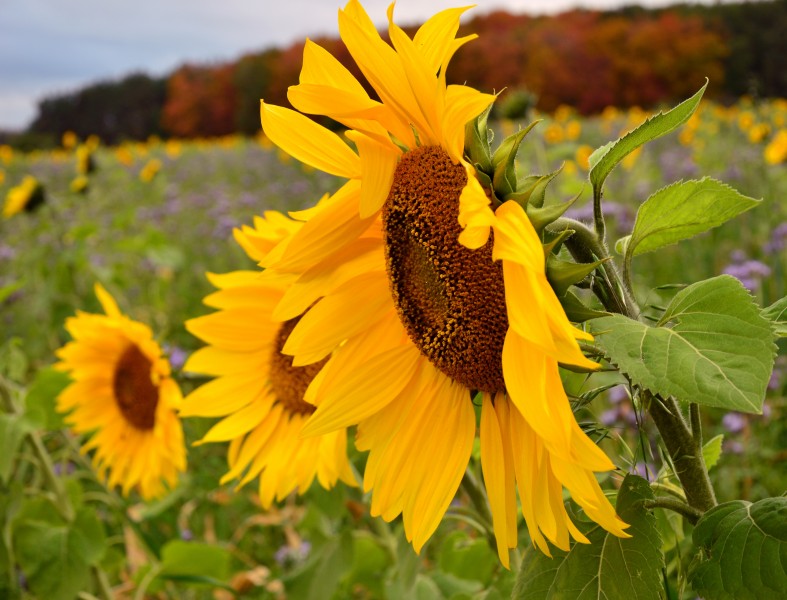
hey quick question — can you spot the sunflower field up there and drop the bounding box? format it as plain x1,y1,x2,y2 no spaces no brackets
1,4,787,600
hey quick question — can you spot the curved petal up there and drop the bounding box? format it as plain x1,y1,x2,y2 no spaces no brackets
260,102,360,178
345,130,401,218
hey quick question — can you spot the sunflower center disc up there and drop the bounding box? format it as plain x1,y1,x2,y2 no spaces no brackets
383,145,508,393
113,344,159,430
269,318,327,416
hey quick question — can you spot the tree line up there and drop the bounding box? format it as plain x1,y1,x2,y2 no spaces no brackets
22,0,787,145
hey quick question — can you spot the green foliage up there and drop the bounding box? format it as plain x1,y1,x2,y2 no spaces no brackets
157,540,232,588
13,501,106,600
0,413,35,484
690,497,787,599
513,475,663,599
702,434,724,471
762,297,787,337
589,82,706,202
591,276,776,413
24,367,70,430
616,177,760,259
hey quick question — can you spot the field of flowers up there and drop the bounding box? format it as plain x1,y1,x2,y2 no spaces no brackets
1,95,785,599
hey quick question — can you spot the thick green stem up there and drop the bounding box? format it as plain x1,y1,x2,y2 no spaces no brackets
647,394,716,513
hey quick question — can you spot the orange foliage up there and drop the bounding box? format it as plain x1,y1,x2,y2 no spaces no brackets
160,8,729,137
161,63,238,138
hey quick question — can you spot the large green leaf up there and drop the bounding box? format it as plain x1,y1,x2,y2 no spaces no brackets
616,178,760,259
158,540,231,583
689,497,787,600
24,367,71,430
589,81,706,198
513,475,663,600
15,522,91,600
762,296,787,337
590,276,775,413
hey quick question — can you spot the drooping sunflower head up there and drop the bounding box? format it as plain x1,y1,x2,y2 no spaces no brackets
3,175,45,219
181,212,356,508
256,0,627,566
55,284,186,500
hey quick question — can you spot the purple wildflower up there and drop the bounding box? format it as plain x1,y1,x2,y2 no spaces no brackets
722,412,747,434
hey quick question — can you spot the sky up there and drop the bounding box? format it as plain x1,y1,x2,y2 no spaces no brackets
0,0,732,130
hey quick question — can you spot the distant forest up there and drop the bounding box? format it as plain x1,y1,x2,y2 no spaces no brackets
23,0,787,145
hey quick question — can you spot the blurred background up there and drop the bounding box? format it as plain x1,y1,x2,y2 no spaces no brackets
1,1,785,598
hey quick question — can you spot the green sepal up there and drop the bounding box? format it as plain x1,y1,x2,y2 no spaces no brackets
546,255,609,297
527,192,579,233
464,104,494,174
491,121,540,198
473,165,493,190
506,165,563,209
560,290,610,323
542,228,575,257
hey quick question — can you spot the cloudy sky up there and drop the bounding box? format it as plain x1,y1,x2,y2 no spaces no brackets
0,0,730,129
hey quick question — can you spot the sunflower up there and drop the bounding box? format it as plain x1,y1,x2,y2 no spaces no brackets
180,212,357,508
3,175,45,219
55,284,186,500
260,0,628,565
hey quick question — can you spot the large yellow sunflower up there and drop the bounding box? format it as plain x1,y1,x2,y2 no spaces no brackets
180,212,357,508
260,0,628,565
55,284,186,500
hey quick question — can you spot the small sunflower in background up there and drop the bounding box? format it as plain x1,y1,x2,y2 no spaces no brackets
76,144,96,176
70,174,89,194
55,284,186,500
3,175,45,219
139,158,162,182
260,0,628,565
181,211,357,508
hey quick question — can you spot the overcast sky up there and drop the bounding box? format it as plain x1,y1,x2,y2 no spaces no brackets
0,0,733,129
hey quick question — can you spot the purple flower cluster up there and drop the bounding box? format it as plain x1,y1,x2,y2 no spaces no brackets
658,147,698,182
274,541,311,567
565,201,634,233
764,222,787,255
722,250,771,292
598,385,638,427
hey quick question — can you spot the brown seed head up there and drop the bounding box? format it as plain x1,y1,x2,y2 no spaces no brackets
382,145,508,393
113,344,159,430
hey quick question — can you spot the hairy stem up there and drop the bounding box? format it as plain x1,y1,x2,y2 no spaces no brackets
647,394,716,512
643,497,703,525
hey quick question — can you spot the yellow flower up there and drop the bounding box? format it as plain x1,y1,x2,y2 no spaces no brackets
259,0,627,566
748,123,770,144
76,144,95,175
115,146,135,167
3,175,44,219
55,284,186,499
0,145,14,165
70,175,89,194
764,129,787,165
543,123,564,144
564,119,582,141
181,212,356,507
738,111,754,131
139,158,162,182
165,140,182,159
575,144,593,170
62,131,78,150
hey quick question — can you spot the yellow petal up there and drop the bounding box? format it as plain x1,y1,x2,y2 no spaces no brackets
180,373,266,417
443,86,496,162
345,130,400,218
480,394,512,568
94,283,121,318
413,6,472,74
301,342,421,437
283,271,391,365
197,392,275,444
260,102,360,178
183,347,268,377
262,181,372,272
